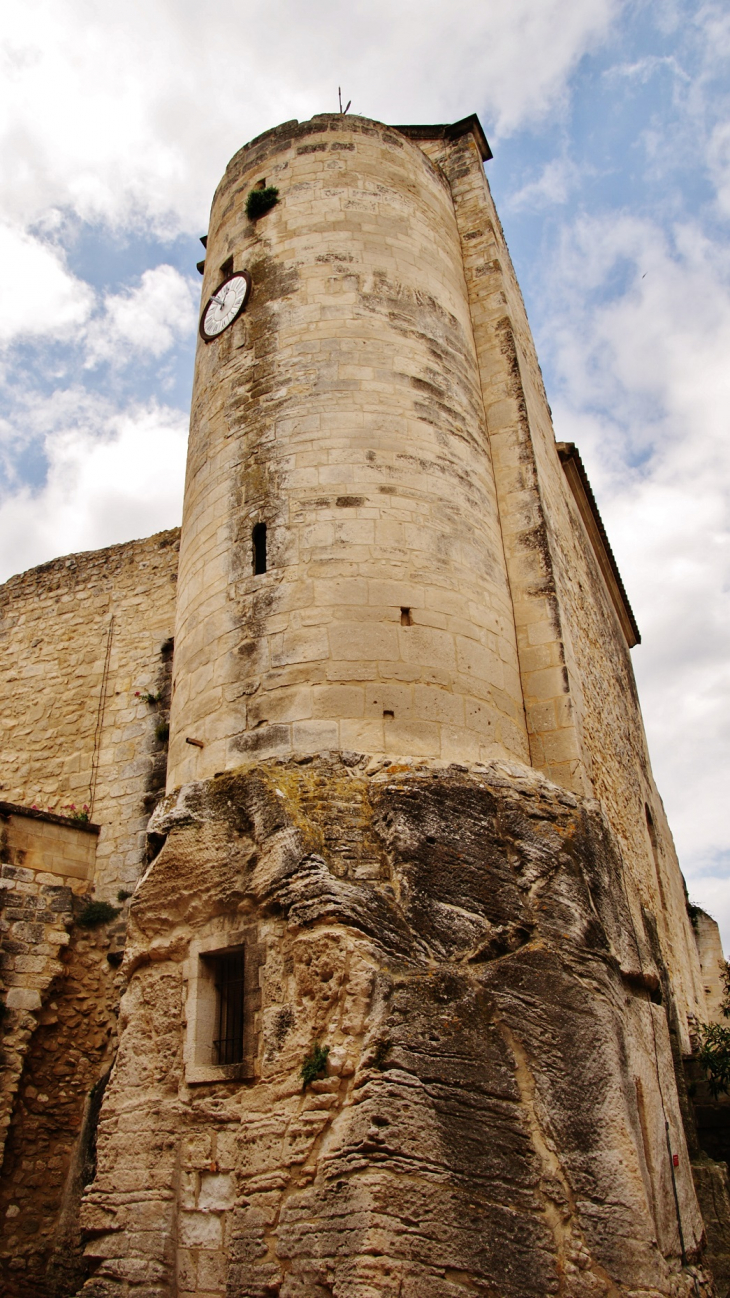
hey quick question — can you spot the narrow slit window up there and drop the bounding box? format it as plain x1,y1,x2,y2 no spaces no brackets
400,607,412,626
253,522,267,574
645,804,658,853
212,951,245,1065
220,255,234,278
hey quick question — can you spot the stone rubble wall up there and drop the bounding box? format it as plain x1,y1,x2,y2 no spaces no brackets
0,529,179,901
0,806,98,1165
77,756,714,1298
0,917,121,1297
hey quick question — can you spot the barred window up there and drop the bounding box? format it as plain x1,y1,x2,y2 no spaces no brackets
211,950,245,1065
184,927,261,1083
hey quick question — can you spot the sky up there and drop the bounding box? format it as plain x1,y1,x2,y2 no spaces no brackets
1,1,729,942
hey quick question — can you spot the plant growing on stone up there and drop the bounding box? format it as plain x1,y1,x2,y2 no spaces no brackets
695,960,730,1097
135,690,161,706
117,889,132,902
697,1022,730,1098
155,720,170,744
301,1042,329,1090
63,803,90,823
686,899,701,930
372,1038,392,1070
246,186,279,220
77,900,120,928
721,960,730,1007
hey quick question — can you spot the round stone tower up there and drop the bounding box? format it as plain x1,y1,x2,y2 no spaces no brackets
167,114,528,789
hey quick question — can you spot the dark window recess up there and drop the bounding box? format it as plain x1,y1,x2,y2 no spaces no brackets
220,255,234,278
212,951,245,1065
645,804,658,851
400,607,412,626
383,709,394,719
253,522,267,574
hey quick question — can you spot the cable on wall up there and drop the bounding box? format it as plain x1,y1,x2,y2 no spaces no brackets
89,615,114,819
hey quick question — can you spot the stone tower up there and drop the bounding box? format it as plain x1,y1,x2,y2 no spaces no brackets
5,112,724,1297
168,112,527,788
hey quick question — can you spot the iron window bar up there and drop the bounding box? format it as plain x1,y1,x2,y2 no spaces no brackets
212,950,245,1065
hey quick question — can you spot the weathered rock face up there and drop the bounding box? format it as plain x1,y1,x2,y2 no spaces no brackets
79,756,712,1297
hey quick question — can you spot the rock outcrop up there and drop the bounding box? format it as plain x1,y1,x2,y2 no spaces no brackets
79,755,712,1297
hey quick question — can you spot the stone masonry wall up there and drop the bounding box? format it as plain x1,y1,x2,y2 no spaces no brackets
415,124,708,1047
168,114,527,789
694,909,727,1024
0,529,179,901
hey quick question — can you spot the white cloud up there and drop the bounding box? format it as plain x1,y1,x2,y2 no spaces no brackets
85,265,198,367
0,394,187,580
0,223,92,344
507,158,584,211
695,3,730,63
603,53,690,84
0,0,622,233
708,120,730,217
541,212,730,937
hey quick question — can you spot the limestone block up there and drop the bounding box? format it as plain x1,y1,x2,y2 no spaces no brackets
311,684,365,718
412,685,465,727
523,666,568,703
5,988,41,1010
328,623,400,663
339,719,385,752
197,1174,236,1212
291,720,339,752
178,1213,223,1250
270,628,330,669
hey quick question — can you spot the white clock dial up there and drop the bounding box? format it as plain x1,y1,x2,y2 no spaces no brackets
200,271,251,342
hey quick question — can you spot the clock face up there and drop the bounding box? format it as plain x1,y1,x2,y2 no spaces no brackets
199,271,251,342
